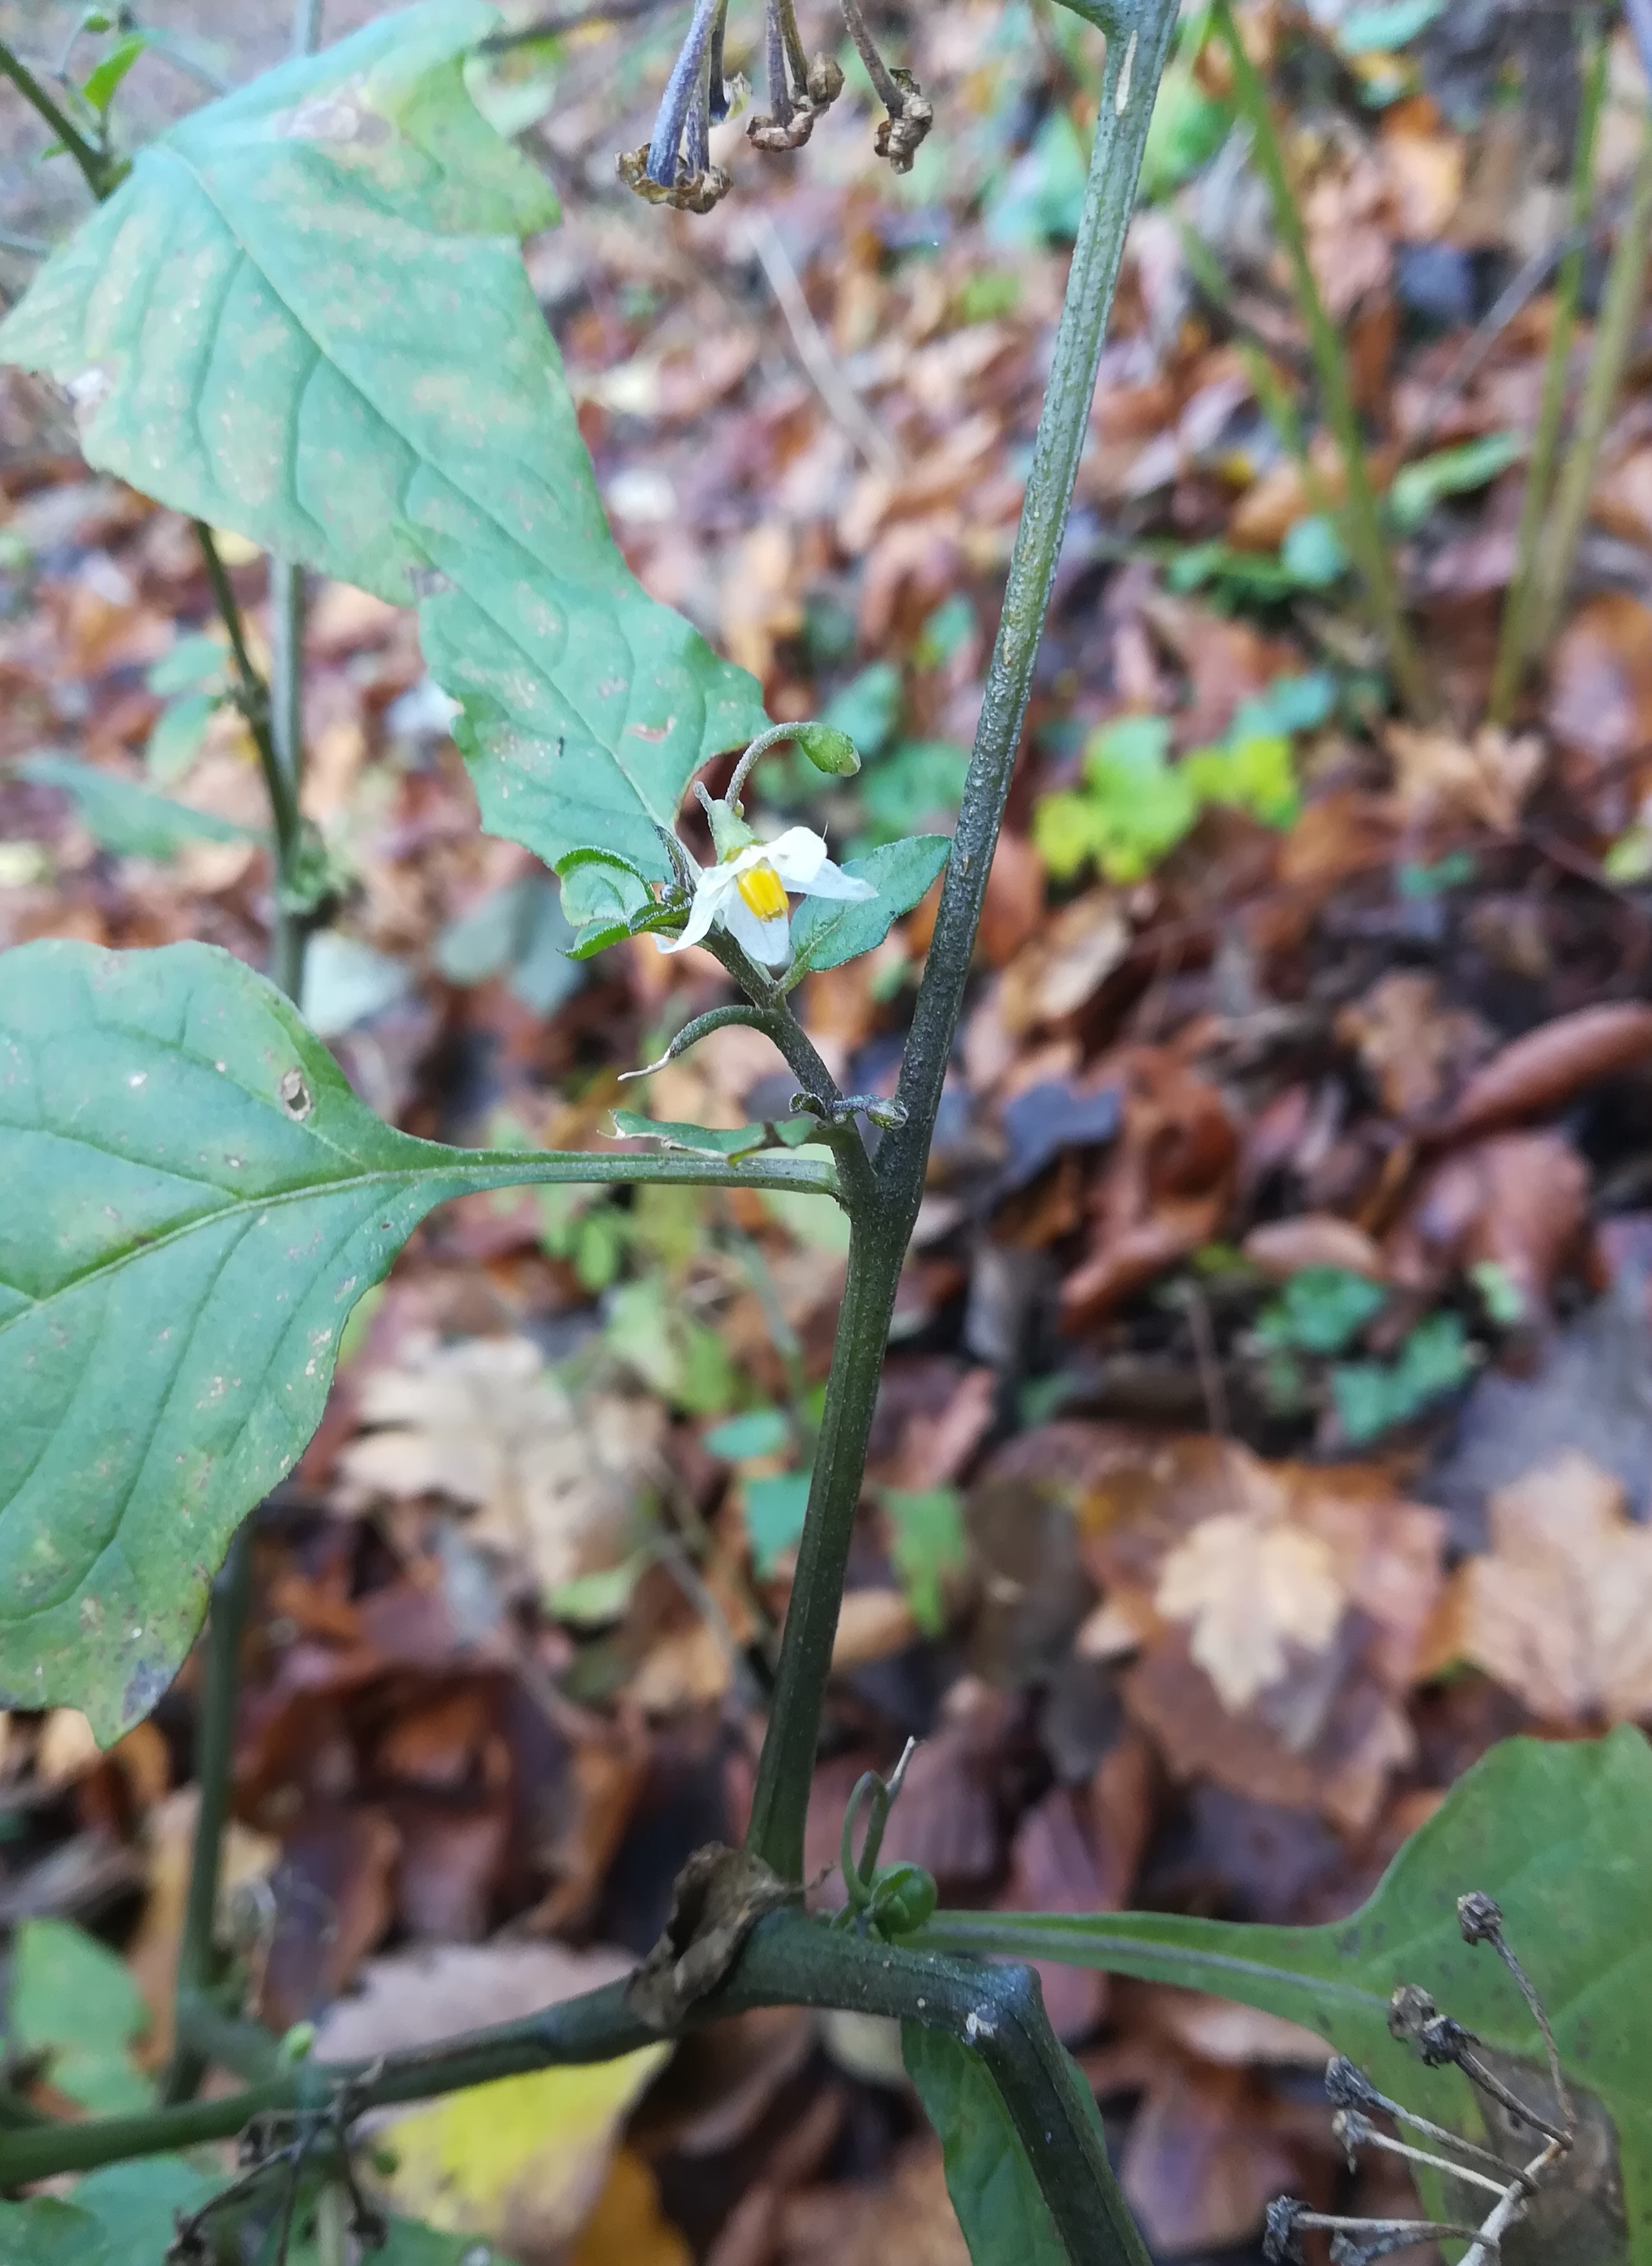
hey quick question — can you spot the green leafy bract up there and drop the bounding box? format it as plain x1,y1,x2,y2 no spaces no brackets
902,2025,1072,2266
924,1731,1652,2264
0,939,834,1740
786,836,950,978
0,1,766,889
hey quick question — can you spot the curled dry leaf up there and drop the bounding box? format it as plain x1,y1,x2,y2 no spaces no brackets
1544,591,1652,825
996,888,1131,1039
1437,1451,1652,1720
1436,1002,1652,1142
338,1333,665,1598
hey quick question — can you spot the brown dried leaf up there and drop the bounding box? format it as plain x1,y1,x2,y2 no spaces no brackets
1445,1451,1652,1719
1438,1002,1652,1141
1384,1131,1588,1318
1243,1215,1386,1280
1384,721,1542,830
339,1334,664,1597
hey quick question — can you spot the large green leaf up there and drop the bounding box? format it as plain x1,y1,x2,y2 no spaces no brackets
923,1730,1651,2265
903,2024,1069,2266
786,836,951,979
0,1,766,884
8,1919,153,2115
0,939,837,1740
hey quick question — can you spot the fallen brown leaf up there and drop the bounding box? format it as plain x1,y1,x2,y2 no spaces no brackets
1439,1452,1652,1720
1437,1003,1652,1142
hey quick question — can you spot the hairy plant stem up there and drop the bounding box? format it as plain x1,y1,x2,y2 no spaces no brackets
746,0,1181,1888
1490,26,1607,723
160,1528,257,2107
1212,0,1433,721
1528,103,1652,659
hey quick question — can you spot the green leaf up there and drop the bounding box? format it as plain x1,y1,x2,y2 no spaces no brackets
862,740,971,843
882,1485,966,1636
80,32,151,115
743,1468,813,1573
144,634,226,698
8,1920,151,2115
0,0,767,890
14,754,251,861
1332,1309,1473,1442
704,1407,792,1461
1388,432,1522,532
1255,1265,1387,1358
821,661,903,759
1279,512,1348,587
786,835,950,978
902,2025,1068,2266
1335,0,1447,53
0,938,835,1739
0,2159,220,2266
0,2196,100,2266
143,692,220,786
926,1730,1652,2261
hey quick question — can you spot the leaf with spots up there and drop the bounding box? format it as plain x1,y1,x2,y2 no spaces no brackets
923,1730,1652,2265
0,0,766,886
0,940,838,1741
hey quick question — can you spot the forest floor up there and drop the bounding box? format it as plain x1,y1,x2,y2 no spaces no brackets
3,1,1652,2260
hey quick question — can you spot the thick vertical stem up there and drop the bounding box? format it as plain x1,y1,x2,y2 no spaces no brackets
885,0,1180,1196
159,1525,255,2105
1212,0,1434,721
1528,110,1652,659
744,1215,904,1875
1490,28,1606,722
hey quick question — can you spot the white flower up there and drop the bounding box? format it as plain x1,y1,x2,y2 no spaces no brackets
659,823,875,966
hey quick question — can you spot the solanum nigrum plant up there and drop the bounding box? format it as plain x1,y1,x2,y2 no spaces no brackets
0,8,1644,2265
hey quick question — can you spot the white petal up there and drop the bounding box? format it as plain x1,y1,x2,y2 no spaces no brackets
799,856,877,903
761,827,832,888
720,889,792,966
656,864,729,955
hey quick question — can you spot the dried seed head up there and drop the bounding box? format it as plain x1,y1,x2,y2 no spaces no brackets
873,69,932,172
616,145,731,213
1388,1983,1473,2067
1263,2198,1307,2265
1457,1890,1504,1944
748,101,817,150
1324,2055,1381,2111
806,51,844,104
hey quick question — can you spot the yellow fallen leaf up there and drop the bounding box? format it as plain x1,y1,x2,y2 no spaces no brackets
372,2051,668,2257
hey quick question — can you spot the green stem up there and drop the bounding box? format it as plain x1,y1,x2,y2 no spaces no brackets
0,1911,1151,2266
1490,26,1607,723
159,1529,256,2107
885,0,1178,1196
0,41,109,195
1527,103,1652,661
748,0,1182,1889
195,522,311,997
1212,0,1433,721
743,1213,905,1875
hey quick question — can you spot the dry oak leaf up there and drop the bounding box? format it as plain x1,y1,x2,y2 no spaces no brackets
338,1333,664,1597
1446,1452,1652,1721
1156,1503,1345,1712
1384,721,1542,831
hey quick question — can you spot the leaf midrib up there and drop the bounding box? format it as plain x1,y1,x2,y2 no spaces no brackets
148,137,680,834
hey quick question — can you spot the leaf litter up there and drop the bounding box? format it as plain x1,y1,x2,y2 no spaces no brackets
5,0,1652,2256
